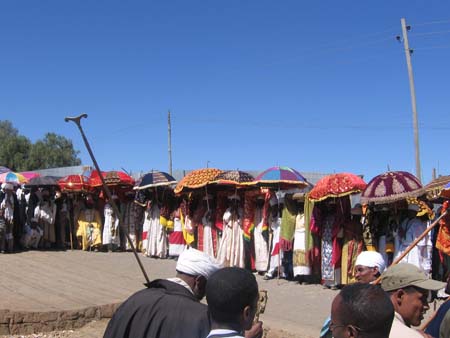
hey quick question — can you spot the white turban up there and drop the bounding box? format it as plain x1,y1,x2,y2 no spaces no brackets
176,248,221,279
355,251,386,273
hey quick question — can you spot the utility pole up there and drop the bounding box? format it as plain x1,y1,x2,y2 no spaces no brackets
168,110,173,176
400,18,422,182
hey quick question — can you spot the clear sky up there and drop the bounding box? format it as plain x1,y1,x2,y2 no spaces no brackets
1,1,449,184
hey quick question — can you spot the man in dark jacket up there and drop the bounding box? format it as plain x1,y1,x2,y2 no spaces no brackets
103,248,221,338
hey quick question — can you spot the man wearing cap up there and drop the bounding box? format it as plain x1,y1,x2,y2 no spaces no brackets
381,263,446,337
103,248,221,338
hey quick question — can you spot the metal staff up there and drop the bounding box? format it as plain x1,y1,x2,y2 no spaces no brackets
373,209,448,285
65,113,151,286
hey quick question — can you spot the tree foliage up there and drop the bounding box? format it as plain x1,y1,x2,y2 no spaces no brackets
0,120,81,171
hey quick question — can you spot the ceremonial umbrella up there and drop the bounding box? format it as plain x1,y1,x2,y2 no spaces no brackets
174,168,223,194
440,182,450,199
58,174,92,193
25,176,59,188
89,170,135,187
135,171,177,190
20,171,41,181
253,166,309,189
360,171,424,205
212,170,255,186
0,171,28,184
308,172,366,202
423,175,450,201
0,166,11,174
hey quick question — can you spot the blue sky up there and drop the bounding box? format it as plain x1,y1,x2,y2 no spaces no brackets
1,1,449,184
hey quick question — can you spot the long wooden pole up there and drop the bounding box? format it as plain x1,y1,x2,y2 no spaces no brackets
65,114,151,286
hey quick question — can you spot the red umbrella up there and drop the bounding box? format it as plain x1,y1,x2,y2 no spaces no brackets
308,173,366,202
89,170,135,187
58,175,92,192
361,171,424,205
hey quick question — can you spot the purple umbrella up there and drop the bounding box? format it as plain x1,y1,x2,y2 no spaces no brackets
254,166,309,188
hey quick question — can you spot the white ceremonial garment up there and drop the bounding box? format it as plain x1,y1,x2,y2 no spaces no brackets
253,206,269,272
103,203,120,246
217,208,245,268
293,213,311,276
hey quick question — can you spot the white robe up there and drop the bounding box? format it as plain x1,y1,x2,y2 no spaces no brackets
253,206,269,272
293,213,311,276
394,217,432,274
201,211,215,258
217,208,245,268
103,203,120,246
266,215,283,277
34,201,56,244
143,204,166,258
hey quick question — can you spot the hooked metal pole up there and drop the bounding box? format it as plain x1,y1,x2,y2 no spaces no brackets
65,113,151,286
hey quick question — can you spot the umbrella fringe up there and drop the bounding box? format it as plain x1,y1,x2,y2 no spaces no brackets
360,189,425,205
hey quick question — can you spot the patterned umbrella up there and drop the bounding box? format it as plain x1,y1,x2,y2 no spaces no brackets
0,171,28,184
89,170,135,187
440,182,450,199
424,175,450,201
25,176,59,187
20,171,41,181
0,166,11,174
135,171,177,190
309,172,366,202
361,171,424,205
254,166,309,188
212,170,255,186
174,168,223,194
58,175,92,192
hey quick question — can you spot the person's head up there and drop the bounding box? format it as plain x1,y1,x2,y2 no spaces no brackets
206,267,259,332
175,248,221,300
354,251,386,283
407,204,420,218
85,194,95,208
330,283,394,338
381,263,446,327
41,188,50,201
3,183,14,195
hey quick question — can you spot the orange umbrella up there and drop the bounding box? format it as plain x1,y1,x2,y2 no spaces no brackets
174,168,223,194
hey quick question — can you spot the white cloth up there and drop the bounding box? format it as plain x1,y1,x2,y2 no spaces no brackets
216,208,245,268
389,312,423,338
254,206,269,272
103,203,120,246
201,211,215,258
143,204,166,258
207,329,244,338
355,251,386,273
293,213,311,276
176,248,221,279
266,215,283,277
394,217,432,274
168,217,185,257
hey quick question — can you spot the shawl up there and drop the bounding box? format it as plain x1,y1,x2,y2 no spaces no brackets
436,201,450,256
280,197,297,251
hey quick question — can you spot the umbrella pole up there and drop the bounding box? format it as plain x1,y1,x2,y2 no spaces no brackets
68,195,74,251
65,114,151,286
373,209,448,285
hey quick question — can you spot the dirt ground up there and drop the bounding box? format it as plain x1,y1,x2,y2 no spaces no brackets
0,251,337,337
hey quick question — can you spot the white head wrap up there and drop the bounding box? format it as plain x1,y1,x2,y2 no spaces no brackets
269,196,278,206
176,248,221,279
3,183,13,191
355,251,386,273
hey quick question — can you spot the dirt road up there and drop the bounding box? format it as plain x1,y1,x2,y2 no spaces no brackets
0,251,337,337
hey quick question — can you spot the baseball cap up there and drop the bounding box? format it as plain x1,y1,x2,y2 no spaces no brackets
381,263,445,292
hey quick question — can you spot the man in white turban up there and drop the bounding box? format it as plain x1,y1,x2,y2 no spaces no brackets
104,248,222,338
354,251,386,284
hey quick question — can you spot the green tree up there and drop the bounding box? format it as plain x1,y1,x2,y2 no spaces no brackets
0,121,31,171
26,132,81,170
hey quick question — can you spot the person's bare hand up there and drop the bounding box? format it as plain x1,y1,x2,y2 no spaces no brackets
245,321,263,338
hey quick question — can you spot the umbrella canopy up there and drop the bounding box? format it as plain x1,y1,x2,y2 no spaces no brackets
20,171,41,181
254,166,309,188
0,166,11,174
174,168,223,194
0,171,28,184
135,171,177,190
309,173,366,202
25,176,59,187
212,170,255,186
440,182,450,199
361,171,424,205
58,175,92,192
424,175,450,201
89,170,135,187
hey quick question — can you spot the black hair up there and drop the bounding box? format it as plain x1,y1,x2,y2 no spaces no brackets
339,283,394,337
206,267,258,324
